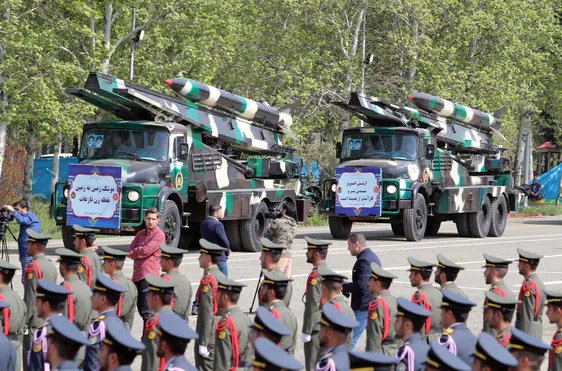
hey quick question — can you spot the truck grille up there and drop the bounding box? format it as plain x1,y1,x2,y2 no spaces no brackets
192,153,222,171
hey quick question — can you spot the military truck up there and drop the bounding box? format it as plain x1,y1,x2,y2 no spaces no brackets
323,92,521,241
51,73,313,252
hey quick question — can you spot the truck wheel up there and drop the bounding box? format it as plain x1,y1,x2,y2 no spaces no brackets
469,196,492,238
489,195,508,237
61,225,75,250
160,200,181,248
391,222,405,236
403,194,427,241
425,219,441,236
456,214,471,237
179,222,201,250
240,202,268,252
224,220,242,252
328,216,352,239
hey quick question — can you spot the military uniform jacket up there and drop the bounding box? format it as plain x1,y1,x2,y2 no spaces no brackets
515,272,545,339
549,324,562,371
483,280,514,334
269,300,298,355
0,331,16,371
24,254,57,328
412,283,442,342
63,275,92,331
53,360,81,371
268,265,292,308
214,306,252,371
496,325,513,347
0,285,26,336
315,344,349,371
83,309,118,371
329,294,355,348
302,261,328,335
142,305,173,371
163,355,197,371
78,248,101,288
366,290,398,355
113,366,133,371
396,333,430,371
111,271,138,330
29,314,62,371
437,322,477,366
263,215,296,257
164,269,192,321
196,266,226,347
441,282,468,299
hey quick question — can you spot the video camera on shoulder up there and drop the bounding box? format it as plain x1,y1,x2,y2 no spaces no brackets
0,207,12,238
265,207,283,219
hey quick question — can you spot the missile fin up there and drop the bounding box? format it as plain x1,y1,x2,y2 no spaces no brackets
492,107,507,119
279,101,299,114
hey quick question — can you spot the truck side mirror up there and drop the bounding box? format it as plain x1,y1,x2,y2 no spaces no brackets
179,143,189,160
426,144,435,159
336,142,342,158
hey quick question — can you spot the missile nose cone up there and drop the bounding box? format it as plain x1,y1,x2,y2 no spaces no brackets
407,94,414,101
164,79,173,86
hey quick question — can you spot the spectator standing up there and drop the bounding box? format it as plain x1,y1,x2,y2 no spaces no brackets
200,204,230,276
2,201,40,274
128,208,165,326
263,201,297,278
341,233,382,350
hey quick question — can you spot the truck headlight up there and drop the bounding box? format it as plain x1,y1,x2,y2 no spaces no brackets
386,184,397,194
127,191,140,202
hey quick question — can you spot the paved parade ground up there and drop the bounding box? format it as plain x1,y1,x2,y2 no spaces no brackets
5,215,562,368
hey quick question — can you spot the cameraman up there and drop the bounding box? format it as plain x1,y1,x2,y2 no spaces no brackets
2,200,41,273
263,201,297,278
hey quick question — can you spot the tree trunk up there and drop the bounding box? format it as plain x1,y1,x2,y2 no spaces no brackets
51,130,62,195
102,2,113,74
515,108,531,187
0,1,11,179
24,125,35,205
405,15,419,87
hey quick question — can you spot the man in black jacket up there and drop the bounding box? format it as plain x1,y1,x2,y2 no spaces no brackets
342,233,382,349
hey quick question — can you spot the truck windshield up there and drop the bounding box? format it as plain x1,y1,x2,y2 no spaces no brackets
81,129,169,162
341,133,418,161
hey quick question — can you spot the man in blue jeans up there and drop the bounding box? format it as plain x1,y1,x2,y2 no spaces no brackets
342,233,381,350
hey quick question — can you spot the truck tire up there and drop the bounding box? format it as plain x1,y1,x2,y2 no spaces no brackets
160,200,181,248
179,222,201,250
328,216,352,239
391,222,405,236
469,196,492,238
403,194,427,241
456,214,471,237
240,202,268,252
489,195,508,237
425,219,441,236
224,220,242,252
61,225,75,250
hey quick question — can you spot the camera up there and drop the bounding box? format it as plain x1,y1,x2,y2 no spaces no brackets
265,207,282,219
0,208,12,238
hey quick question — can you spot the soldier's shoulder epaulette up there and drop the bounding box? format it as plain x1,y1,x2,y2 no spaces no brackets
25,262,35,272
441,328,454,337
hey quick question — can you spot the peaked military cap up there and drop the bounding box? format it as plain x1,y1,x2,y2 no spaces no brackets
425,340,471,371
484,291,520,311
27,229,51,244
252,337,304,371
441,289,476,311
55,248,83,263
199,239,227,255
508,328,552,355
262,269,292,287
37,279,72,298
348,350,398,371
0,258,19,271
159,243,187,259
319,302,359,331
472,332,518,368
94,272,128,294
100,245,128,261
48,315,89,346
145,274,176,294
545,289,562,306
370,262,398,280
216,275,246,293
250,307,291,337
304,236,331,250
260,238,287,254
103,316,145,353
516,248,543,263
158,311,199,341
436,254,465,271
396,297,432,319
482,254,512,268
407,256,435,272
72,224,99,237
319,267,348,283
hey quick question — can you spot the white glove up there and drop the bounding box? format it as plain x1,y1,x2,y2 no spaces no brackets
301,333,311,343
199,345,210,358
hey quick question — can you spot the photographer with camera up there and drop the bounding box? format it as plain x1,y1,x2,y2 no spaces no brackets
263,201,297,279
2,201,41,274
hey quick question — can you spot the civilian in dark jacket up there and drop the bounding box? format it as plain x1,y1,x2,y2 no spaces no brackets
200,204,230,276
342,233,382,349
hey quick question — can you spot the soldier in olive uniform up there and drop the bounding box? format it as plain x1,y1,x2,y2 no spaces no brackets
515,248,546,340
258,238,293,307
194,239,227,371
160,243,192,320
508,328,551,370
545,289,562,371
301,237,330,371
435,254,468,299
471,332,518,371
23,230,57,371
100,245,138,330
258,269,298,355
394,297,432,371
73,225,101,288
141,274,175,371
483,291,519,346
157,312,199,371
249,307,291,348
0,259,26,371
214,275,252,371
46,315,90,371
0,300,17,371
252,337,303,371
97,316,145,371
366,262,398,355
482,254,515,335
83,273,128,371
407,256,442,343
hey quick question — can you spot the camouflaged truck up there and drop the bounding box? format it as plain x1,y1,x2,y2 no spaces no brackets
323,92,521,242
51,73,313,252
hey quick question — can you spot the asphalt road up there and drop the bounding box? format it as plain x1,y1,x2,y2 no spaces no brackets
6,215,562,369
